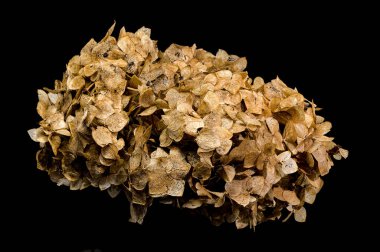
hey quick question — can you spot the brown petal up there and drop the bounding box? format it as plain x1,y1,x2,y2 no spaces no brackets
283,190,301,205
139,106,157,116
92,126,113,147
294,207,307,222
67,76,85,90
106,112,129,132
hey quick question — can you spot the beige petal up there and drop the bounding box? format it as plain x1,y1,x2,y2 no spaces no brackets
237,112,261,126
243,152,259,168
139,106,157,116
192,165,212,180
279,95,298,110
222,165,236,182
48,92,60,105
339,148,349,159
167,179,185,197
107,186,121,198
283,190,301,205
164,88,180,108
273,187,285,201
28,128,48,143
115,138,125,150
294,207,307,222
139,88,156,108
231,57,247,71
159,128,173,147
277,151,291,162
282,158,298,174
304,186,317,204
67,55,81,75
129,203,147,225
195,182,213,198
221,117,233,130
216,70,232,79
315,121,332,136
214,126,233,140
117,36,135,55
130,171,148,191
48,113,67,131
92,126,113,147
216,139,232,155
48,135,61,156
230,123,246,133
106,112,129,132
196,128,221,150
241,90,263,114
246,176,265,195
183,199,203,209
235,217,249,229
83,64,97,77
230,193,250,207
266,117,279,135
55,129,71,136
225,180,243,197
184,116,204,136
37,89,50,105
99,154,114,166
95,97,114,120
101,144,119,160
252,76,265,90
168,129,184,142
203,91,219,111
67,76,85,90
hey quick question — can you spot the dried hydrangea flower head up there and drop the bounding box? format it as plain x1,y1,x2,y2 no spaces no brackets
28,24,348,229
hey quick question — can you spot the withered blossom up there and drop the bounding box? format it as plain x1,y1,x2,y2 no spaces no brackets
28,23,348,229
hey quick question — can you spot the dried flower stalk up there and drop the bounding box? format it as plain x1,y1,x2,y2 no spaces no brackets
28,24,348,229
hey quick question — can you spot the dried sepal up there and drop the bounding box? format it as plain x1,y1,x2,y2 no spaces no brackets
294,207,307,222
92,126,114,147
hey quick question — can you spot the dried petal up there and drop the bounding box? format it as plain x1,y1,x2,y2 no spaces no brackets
28,128,48,143
68,76,85,90
139,106,157,116
247,176,265,195
282,158,298,174
283,190,301,205
294,207,307,222
92,126,113,147
106,112,129,132
183,199,203,209
196,128,221,150
222,165,236,182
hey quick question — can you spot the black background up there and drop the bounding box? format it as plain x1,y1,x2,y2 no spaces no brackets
5,2,371,251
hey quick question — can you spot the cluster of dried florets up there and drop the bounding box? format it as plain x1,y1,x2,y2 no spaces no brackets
28,24,347,228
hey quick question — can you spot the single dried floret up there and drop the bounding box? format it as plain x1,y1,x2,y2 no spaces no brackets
28,23,348,230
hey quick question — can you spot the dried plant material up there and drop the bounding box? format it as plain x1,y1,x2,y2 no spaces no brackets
278,151,298,174
222,165,236,182
28,24,348,230
283,190,301,205
294,207,307,222
92,126,114,147
106,112,129,132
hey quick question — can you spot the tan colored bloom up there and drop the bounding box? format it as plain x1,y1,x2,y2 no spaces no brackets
28,23,348,229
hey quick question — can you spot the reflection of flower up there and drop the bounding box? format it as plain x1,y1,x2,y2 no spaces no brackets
28,24,348,229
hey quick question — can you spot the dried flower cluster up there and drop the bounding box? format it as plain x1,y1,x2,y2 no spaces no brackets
28,24,348,229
